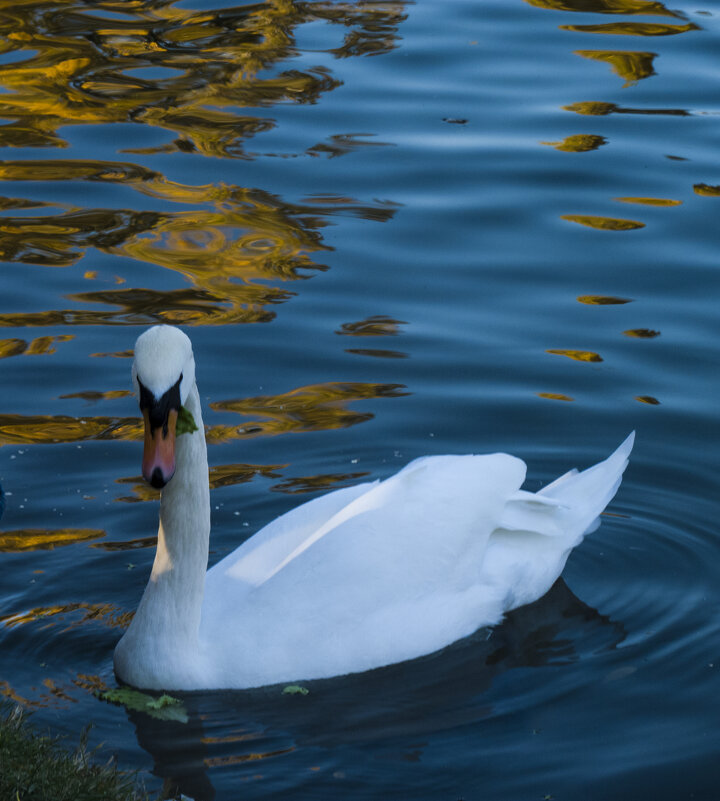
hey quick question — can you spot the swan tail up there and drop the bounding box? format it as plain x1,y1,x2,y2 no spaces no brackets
536,431,634,539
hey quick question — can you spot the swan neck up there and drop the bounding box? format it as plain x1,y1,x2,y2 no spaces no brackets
137,384,210,647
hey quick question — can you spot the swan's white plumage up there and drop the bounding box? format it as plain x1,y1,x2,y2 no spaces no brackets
113,325,634,691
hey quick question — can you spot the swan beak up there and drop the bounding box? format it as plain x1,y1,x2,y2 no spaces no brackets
142,408,178,489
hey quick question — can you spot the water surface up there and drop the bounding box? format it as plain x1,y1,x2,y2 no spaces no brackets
1,0,719,798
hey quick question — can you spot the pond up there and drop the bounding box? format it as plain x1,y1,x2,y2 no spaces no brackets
0,0,719,798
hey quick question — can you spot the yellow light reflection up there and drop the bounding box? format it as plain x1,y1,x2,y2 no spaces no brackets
574,50,656,85
272,471,371,494
694,184,720,197
537,392,574,401
561,22,699,35
335,315,407,336
525,0,681,16
0,335,73,359
0,160,398,327
210,382,409,439
541,134,606,152
0,528,105,552
546,349,603,362
623,328,660,338
577,295,632,304
615,197,681,206
0,1,408,153
0,602,133,630
561,214,645,231
564,101,689,116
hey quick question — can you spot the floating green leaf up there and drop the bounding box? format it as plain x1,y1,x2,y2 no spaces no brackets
176,405,198,436
146,694,182,710
282,685,309,696
97,688,188,723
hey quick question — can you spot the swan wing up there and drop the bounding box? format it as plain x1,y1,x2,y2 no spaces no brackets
211,453,527,597
202,454,529,684
207,479,379,588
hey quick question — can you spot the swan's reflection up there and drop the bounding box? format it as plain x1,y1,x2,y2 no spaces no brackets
125,579,626,800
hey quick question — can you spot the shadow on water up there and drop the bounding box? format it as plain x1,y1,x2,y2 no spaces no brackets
124,579,626,800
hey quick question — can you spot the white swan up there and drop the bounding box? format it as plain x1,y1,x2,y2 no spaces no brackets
113,325,634,691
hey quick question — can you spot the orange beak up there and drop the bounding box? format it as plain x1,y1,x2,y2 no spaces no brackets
142,408,178,488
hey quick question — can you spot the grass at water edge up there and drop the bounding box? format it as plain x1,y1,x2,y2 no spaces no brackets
0,702,149,801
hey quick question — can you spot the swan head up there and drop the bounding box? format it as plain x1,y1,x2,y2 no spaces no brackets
132,325,196,489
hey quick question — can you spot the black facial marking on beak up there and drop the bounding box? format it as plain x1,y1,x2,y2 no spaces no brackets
138,375,183,488
138,374,183,433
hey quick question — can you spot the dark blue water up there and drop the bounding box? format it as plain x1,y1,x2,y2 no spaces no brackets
1,0,719,798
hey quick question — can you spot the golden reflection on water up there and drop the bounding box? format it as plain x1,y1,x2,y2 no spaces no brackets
0,381,407,447
0,335,73,359
204,747,295,769
0,676,89,709
0,527,105,552
0,602,132,630
560,22,699,35
208,463,285,490
41,678,76,704
694,184,720,197
90,349,134,359
272,471,370,494
577,295,632,304
615,197,681,206
574,50,656,85
0,164,398,326
0,0,407,153
541,134,606,152
345,347,408,359
59,389,134,403
114,462,370,501
624,328,660,338
561,214,645,231
210,381,409,439
0,413,140,445
91,535,158,550
525,0,681,16
335,315,407,336
564,101,689,116
115,463,285,502
546,349,603,362
0,0,404,327
537,392,574,402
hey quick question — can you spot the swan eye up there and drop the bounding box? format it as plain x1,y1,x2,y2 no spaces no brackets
137,374,183,433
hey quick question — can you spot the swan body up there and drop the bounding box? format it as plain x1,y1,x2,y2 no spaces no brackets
114,325,634,691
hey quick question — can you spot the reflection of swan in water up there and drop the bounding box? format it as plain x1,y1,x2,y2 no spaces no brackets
125,578,628,801
113,325,633,691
